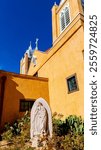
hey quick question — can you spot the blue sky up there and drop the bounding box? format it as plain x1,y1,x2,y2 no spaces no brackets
0,0,60,73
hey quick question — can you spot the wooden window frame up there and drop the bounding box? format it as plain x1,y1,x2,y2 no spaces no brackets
66,73,79,94
19,99,35,112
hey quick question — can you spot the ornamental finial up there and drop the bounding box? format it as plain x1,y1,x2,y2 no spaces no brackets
30,41,31,46
35,38,39,50
29,41,32,49
54,2,57,5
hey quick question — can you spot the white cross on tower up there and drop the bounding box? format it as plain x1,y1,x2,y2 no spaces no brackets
35,38,39,50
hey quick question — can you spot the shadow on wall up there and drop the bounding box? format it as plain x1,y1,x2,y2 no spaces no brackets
0,75,25,131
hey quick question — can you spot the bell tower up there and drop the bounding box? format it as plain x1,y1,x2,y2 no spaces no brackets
20,42,33,74
51,0,84,45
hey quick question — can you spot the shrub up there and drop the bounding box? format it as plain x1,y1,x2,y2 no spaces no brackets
67,115,84,135
52,112,69,136
53,114,84,136
62,133,84,150
2,111,30,142
2,129,13,141
52,114,84,150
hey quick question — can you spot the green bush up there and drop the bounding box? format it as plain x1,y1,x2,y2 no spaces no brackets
67,115,84,135
2,129,13,141
4,122,11,131
53,113,84,136
52,114,84,150
2,111,30,142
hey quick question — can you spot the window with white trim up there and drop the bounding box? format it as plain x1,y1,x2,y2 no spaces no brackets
60,6,70,32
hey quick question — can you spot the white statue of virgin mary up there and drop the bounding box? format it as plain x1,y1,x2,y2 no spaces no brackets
32,102,47,136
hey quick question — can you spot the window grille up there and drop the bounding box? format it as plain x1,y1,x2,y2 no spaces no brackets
60,6,70,32
20,99,35,112
61,12,65,31
65,7,70,26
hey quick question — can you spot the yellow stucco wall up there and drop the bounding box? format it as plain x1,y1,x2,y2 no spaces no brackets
38,26,84,117
0,72,49,128
28,26,84,118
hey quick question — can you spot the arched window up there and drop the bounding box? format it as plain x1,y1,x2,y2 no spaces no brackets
60,6,70,32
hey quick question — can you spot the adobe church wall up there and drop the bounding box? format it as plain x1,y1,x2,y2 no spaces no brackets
0,71,49,130
37,26,84,118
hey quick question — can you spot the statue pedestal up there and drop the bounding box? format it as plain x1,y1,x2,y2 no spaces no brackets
31,134,48,148
31,135,39,148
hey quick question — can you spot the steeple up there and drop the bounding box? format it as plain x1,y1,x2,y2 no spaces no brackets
29,41,32,50
25,41,33,58
54,2,57,6
35,38,39,50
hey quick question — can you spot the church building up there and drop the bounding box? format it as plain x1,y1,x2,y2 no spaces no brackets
0,0,84,131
